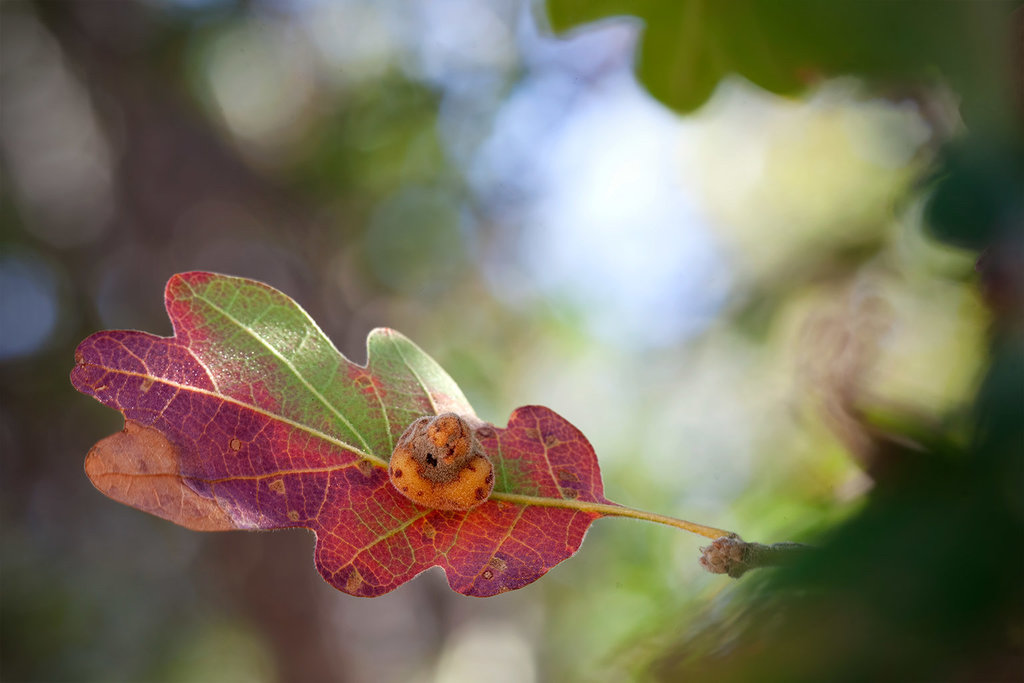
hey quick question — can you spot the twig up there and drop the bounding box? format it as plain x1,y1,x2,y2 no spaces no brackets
699,536,814,578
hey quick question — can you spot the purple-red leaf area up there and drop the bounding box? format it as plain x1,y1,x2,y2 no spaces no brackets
73,327,613,597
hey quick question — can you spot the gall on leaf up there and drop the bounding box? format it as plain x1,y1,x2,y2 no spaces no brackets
389,413,495,511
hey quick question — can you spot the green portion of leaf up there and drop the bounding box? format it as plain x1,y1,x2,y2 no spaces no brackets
172,273,474,465
493,457,541,497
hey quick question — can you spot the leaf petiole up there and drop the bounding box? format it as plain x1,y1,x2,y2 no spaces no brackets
489,492,735,540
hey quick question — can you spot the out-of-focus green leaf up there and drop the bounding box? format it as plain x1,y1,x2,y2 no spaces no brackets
546,0,1016,116
925,137,1024,250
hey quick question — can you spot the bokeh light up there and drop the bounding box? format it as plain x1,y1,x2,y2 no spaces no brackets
0,251,61,360
0,10,113,247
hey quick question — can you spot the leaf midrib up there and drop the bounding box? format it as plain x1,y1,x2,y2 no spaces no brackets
88,362,383,466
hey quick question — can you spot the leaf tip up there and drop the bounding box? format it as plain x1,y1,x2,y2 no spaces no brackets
366,326,401,342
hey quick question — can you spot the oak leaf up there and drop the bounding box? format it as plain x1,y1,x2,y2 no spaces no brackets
73,273,728,595
73,273,633,596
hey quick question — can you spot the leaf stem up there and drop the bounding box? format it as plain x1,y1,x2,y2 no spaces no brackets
598,503,736,540
489,492,735,540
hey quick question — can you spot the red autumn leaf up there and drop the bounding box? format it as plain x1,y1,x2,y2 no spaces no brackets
72,272,727,597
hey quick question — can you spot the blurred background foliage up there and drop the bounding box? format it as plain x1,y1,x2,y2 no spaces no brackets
1,0,1021,681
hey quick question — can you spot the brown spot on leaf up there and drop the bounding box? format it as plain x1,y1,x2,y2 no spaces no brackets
356,459,374,477
83,421,235,531
287,510,300,522
488,556,508,573
544,434,558,448
475,426,494,438
561,487,579,500
269,479,286,495
229,438,242,452
345,568,363,594
557,468,579,483
421,520,436,540
140,377,154,392
482,569,493,580
525,428,540,441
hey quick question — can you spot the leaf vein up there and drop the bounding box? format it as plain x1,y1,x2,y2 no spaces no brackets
184,279,376,457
